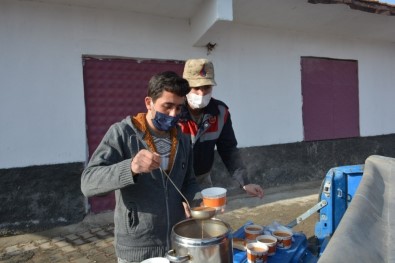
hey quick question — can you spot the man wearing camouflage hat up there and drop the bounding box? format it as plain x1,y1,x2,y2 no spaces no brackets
179,58,264,198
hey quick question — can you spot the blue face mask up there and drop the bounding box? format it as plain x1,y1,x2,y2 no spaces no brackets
151,111,179,131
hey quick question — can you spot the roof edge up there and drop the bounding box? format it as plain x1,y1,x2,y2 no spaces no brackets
308,0,395,16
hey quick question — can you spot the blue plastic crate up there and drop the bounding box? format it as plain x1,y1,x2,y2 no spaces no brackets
314,164,364,254
233,222,316,263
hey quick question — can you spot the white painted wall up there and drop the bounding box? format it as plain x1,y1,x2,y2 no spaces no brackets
1,0,394,168
211,24,395,146
0,0,202,168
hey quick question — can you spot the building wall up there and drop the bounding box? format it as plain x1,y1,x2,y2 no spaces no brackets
213,24,395,146
1,0,394,169
1,0,395,233
0,0,198,169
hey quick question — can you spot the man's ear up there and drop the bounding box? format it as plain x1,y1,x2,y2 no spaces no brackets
145,97,152,110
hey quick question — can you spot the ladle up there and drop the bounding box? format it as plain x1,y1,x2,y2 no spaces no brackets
134,134,217,220
160,168,216,220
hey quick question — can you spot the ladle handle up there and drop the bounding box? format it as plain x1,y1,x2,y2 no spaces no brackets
132,136,192,209
161,169,191,209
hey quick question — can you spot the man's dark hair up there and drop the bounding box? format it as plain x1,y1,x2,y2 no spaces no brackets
148,71,190,101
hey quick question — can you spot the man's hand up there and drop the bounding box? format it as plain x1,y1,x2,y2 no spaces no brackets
182,202,191,218
243,184,264,198
131,150,161,175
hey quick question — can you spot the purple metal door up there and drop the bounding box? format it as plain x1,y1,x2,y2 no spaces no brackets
83,57,184,213
301,57,360,141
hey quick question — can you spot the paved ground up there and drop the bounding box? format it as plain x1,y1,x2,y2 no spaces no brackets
0,180,322,263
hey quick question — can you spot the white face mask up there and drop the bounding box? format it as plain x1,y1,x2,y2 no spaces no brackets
186,92,212,109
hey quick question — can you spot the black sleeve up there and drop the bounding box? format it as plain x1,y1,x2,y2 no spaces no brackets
216,112,250,187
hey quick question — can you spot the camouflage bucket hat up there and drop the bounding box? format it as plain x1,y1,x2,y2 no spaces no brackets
183,59,217,87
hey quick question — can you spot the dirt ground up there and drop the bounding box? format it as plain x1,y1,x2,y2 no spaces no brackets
219,180,321,234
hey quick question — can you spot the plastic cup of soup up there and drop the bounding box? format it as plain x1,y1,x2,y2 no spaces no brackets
272,230,293,249
244,224,264,243
201,187,227,210
256,235,277,256
246,242,268,263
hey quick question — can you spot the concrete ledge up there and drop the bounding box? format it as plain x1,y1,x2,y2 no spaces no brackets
212,134,395,189
0,162,86,236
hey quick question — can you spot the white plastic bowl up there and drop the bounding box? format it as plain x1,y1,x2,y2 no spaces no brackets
201,187,227,198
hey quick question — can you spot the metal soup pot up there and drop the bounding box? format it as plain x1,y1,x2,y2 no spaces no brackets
165,218,233,263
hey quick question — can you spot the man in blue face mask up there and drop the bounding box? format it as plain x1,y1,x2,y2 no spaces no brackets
179,58,264,199
81,71,201,263
149,100,180,132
